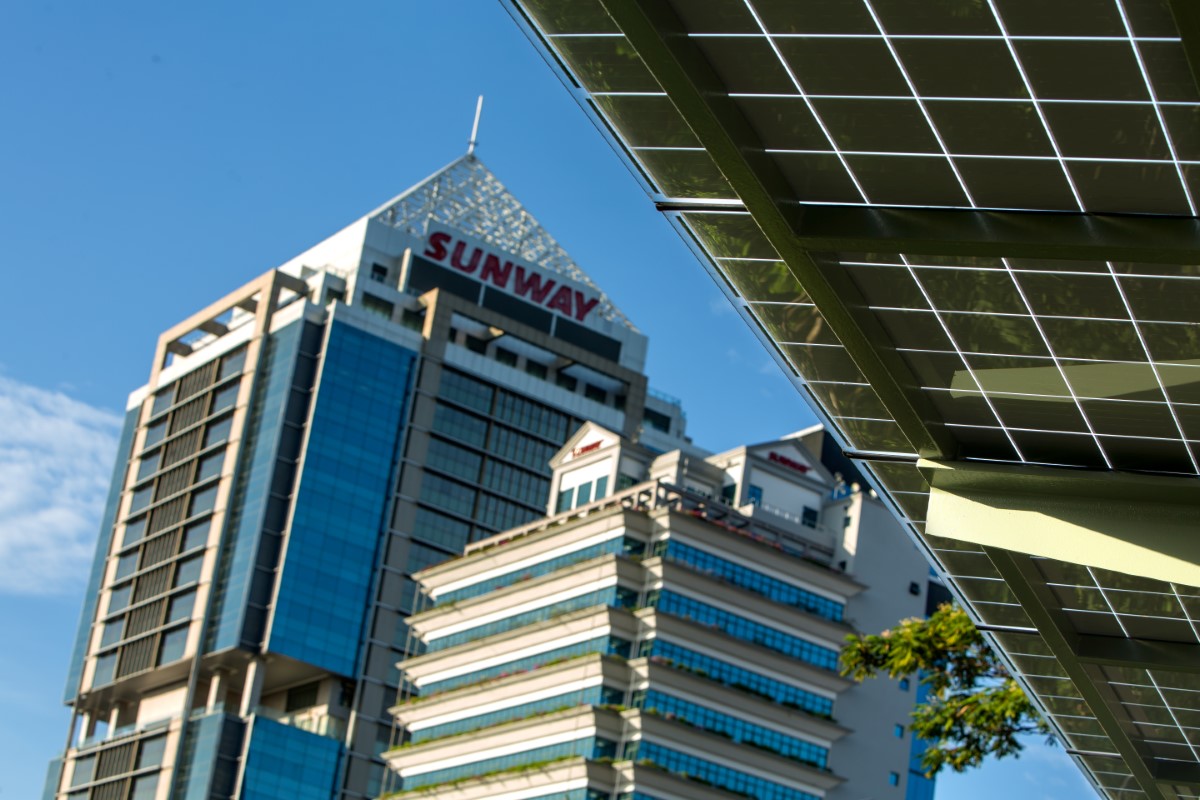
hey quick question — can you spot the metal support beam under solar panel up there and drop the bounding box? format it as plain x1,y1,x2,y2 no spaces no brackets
592,0,956,461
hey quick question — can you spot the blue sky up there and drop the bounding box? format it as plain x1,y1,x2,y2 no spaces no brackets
0,2,1092,798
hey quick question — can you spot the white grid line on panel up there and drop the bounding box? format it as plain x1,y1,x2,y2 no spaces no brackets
1111,0,1198,215
740,0,871,202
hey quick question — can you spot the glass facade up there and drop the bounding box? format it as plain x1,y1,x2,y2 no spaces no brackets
172,714,243,799
637,690,828,768
656,591,840,671
663,540,844,622
906,678,937,800
62,407,139,702
401,737,614,792
411,685,623,744
269,321,417,676
648,640,834,717
240,716,342,800
436,536,641,605
421,636,631,695
426,586,637,652
633,742,820,800
207,323,306,652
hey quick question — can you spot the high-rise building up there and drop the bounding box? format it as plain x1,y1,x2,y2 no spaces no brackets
45,154,694,800
387,421,937,800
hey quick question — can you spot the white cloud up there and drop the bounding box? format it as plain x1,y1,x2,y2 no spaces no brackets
0,375,122,595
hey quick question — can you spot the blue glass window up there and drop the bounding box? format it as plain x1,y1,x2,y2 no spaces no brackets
747,485,763,506
144,419,168,449
576,481,593,505
115,551,139,581
412,508,471,553
168,591,196,623
890,771,900,786
211,381,239,414
136,450,161,482
92,652,117,687
635,741,819,800
420,473,476,518
556,487,574,513
122,517,148,548
649,640,833,717
182,519,210,553
108,583,132,614
189,485,218,517
150,389,174,418
196,451,224,482
129,485,154,515
411,685,619,743
437,536,637,605
431,404,488,448
427,587,635,651
218,348,247,381
420,636,628,695
175,555,203,587
137,736,167,769
402,737,608,791
664,540,844,622
426,438,482,482
438,369,494,414
203,415,233,448
657,591,840,671
100,619,124,649
158,626,189,664
638,690,828,768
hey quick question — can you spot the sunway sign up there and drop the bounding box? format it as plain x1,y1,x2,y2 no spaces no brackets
768,451,810,473
421,226,601,323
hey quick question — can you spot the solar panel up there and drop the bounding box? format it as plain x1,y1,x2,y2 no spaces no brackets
504,0,1200,796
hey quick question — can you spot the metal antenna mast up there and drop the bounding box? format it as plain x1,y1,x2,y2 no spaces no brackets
467,95,484,156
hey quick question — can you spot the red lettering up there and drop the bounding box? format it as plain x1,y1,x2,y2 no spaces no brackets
572,441,602,457
546,286,574,316
573,291,600,322
480,255,514,289
513,267,556,304
451,242,482,274
768,452,809,473
424,231,451,261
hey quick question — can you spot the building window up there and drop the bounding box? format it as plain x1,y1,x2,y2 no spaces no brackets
644,408,671,433
196,451,224,482
576,482,593,506
909,581,921,596
182,520,210,553
894,723,905,738
92,653,117,687
168,591,196,623
555,372,577,392
174,555,204,588
70,756,95,787
899,677,910,691
122,517,148,548
158,626,189,665
115,552,139,581
525,360,548,380
286,681,321,712
189,485,218,517
556,488,574,513
401,307,424,331
149,388,174,418
137,450,162,482
617,473,638,491
100,619,124,648
465,335,488,355
495,347,517,367
595,476,609,500
129,485,154,515
802,506,819,528
211,382,239,414
324,287,345,306
370,263,388,283
108,583,133,614
203,415,233,448
584,383,606,403
747,485,763,506
137,736,168,769
144,419,168,449
361,293,395,319
218,348,247,381
889,771,900,787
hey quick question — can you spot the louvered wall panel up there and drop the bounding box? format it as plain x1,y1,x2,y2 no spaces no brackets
126,600,164,638
163,429,202,467
133,565,172,604
155,463,193,500
177,362,217,401
149,498,185,535
141,531,178,569
95,743,135,779
168,396,209,435
116,636,155,678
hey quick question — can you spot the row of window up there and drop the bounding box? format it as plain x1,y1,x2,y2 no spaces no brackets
435,536,642,606
663,540,844,622
420,636,632,696
423,437,550,511
425,586,638,652
440,369,578,444
147,347,245,421
71,735,166,786
410,685,623,744
93,623,189,686
633,741,820,800
637,690,829,768
555,476,610,513
401,736,616,791
648,640,834,717
655,591,840,672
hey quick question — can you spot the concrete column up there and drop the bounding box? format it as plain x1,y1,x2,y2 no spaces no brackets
239,659,265,717
206,671,225,713
75,711,92,748
106,706,120,740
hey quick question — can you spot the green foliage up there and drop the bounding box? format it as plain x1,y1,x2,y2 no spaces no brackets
841,603,1052,776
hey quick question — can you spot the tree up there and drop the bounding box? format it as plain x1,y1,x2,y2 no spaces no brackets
840,602,1053,776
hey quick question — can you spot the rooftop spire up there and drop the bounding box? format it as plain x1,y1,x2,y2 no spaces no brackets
467,95,484,156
